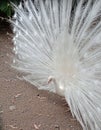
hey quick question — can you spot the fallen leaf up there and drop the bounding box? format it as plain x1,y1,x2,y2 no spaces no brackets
34,123,41,130
9,125,18,129
9,105,16,111
14,93,22,98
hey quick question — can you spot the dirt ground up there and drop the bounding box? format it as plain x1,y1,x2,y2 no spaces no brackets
0,21,82,130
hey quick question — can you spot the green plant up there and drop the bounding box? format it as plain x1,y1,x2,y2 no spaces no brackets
0,0,20,17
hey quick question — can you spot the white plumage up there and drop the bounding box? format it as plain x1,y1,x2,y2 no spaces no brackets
11,0,101,130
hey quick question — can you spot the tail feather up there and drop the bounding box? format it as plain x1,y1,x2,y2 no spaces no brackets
65,78,101,130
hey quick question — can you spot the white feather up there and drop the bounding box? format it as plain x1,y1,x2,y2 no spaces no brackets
11,0,101,130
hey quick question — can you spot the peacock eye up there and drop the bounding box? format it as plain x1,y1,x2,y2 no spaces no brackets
59,84,64,90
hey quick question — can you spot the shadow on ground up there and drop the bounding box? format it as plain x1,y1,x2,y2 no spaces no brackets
0,108,3,130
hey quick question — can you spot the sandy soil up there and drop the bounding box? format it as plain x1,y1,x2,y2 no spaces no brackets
0,21,82,130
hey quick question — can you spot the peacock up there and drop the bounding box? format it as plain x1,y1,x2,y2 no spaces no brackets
11,0,101,130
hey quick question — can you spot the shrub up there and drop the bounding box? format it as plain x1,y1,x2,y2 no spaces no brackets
0,0,20,17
